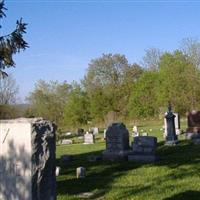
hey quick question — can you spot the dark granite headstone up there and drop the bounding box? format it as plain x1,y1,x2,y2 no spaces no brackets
128,136,157,163
186,111,200,140
165,104,178,145
102,123,130,161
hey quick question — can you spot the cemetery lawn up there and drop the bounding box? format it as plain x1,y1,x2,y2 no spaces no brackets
56,121,200,200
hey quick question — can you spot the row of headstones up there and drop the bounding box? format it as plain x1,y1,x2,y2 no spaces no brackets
102,122,157,162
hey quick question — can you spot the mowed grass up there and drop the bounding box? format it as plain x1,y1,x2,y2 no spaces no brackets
56,119,200,200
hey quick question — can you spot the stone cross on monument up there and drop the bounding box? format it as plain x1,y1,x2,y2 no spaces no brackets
165,102,178,145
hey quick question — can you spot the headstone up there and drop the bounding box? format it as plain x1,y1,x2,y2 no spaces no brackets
0,118,56,200
76,167,86,178
128,136,157,162
186,111,200,139
61,139,73,145
164,112,180,137
84,132,95,144
103,129,107,140
55,166,61,176
102,123,130,161
165,104,178,145
132,125,139,137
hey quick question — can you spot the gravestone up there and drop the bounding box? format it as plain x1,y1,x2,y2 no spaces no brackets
55,166,61,176
84,132,95,144
76,167,86,178
165,104,178,145
61,139,73,145
103,129,107,140
102,123,130,161
164,112,180,137
186,111,200,140
128,136,157,162
132,125,139,137
0,118,56,200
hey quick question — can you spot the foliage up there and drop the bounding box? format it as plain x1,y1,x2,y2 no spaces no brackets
158,50,200,114
0,74,19,104
128,70,159,118
0,0,28,77
26,80,71,125
63,83,90,128
142,47,163,70
83,53,143,122
180,37,200,68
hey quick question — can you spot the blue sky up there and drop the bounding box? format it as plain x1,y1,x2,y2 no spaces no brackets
2,0,200,102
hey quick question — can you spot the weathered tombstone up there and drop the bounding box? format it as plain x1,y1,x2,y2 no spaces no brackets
61,139,73,145
132,125,139,137
55,166,61,176
164,112,180,137
165,104,178,145
0,118,56,200
102,123,130,161
76,167,86,178
128,136,157,162
186,111,200,140
84,132,95,144
103,129,107,140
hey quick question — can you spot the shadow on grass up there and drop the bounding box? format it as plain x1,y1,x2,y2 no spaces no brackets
56,139,200,199
56,149,144,198
156,139,200,168
163,190,200,200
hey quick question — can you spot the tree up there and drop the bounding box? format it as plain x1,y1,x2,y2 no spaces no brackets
83,53,142,122
180,37,200,68
128,70,159,118
158,50,200,114
26,80,71,125
0,74,19,104
63,83,90,128
0,0,28,77
142,47,163,70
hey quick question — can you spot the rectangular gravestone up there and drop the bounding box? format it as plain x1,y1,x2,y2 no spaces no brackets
84,132,95,144
186,111,200,139
0,118,56,200
164,112,180,137
128,136,157,162
102,123,130,161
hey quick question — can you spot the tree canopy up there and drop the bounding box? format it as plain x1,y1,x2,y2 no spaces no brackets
0,0,28,77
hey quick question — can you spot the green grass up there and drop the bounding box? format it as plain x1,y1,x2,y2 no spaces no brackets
56,120,200,200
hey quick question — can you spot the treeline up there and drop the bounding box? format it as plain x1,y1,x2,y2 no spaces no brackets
24,38,200,129
1,38,200,129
